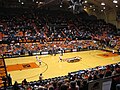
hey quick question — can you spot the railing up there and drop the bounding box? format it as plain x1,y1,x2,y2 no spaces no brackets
0,56,8,88
88,74,120,90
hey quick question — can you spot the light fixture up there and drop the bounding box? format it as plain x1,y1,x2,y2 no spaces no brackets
60,1,63,8
83,6,86,9
39,2,43,4
18,0,21,2
36,1,38,3
84,0,87,3
103,7,105,9
90,5,92,8
101,2,105,5
101,9,103,12
116,5,118,7
21,2,24,4
113,0,118,4
60,5,62,7
93,9,95,11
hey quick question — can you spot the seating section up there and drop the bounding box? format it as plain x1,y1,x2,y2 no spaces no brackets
0,10,120,57
0,58,8,87
0,9,120,89
0,62,119,90
0,10,119,43
0,40,99,58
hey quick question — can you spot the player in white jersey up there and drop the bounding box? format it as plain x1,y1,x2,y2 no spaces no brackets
36,55,41,65
59,55,62,62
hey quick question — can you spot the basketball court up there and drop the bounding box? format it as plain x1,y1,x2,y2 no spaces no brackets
4,50,120,84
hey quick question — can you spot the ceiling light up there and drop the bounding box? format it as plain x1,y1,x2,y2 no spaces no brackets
40,2,42,4
101,2,105,5
84,0,87,3
60,5,62,7
39,2,43,4
90,5,92,8
93,9,95,11
101,9,103,12
36,1,38,3
103,7,105,9
21,2,24,4
83,6,86,9
116,5,118,7
18,0,21,2
113,0,118,3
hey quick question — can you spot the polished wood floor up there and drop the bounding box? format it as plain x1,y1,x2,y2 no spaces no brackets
5,50,120,84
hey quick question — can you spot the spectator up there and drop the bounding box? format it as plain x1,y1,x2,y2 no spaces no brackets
39,74,43,81
13,81,20,90
68,81,79,90
7,74,12,86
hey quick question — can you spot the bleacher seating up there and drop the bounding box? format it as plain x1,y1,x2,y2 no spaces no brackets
0,9,120,90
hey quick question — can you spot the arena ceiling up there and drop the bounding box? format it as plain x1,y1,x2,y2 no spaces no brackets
0,0,120,13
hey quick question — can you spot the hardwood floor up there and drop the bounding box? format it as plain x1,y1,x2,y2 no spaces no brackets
5,50,120,84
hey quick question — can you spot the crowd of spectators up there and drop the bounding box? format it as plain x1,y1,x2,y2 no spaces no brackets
0,9,120,57
0,9,119,43
1,62,120,90
0,40,99,58
0,9,120,89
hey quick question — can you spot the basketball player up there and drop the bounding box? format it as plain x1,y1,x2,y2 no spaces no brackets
112,49,115,54
60,47,63,56
39,73,43,80
36,55,39,60
38,57,42,65
59,55,62,62
36,55,41,65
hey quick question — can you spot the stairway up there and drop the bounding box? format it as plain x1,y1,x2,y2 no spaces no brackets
0,57,8,88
